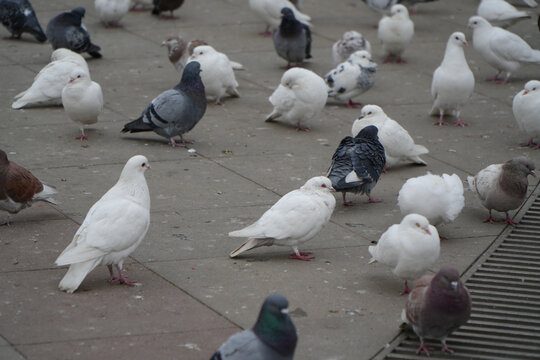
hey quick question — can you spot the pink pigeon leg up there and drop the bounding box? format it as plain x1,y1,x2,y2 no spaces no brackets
346,99,362,108
159,13,177,20
296,123,310,131
0,215,12,226
281,63,293,70
289,247,314,261
383,56,392,64
400,280,410,295
484,73,501,82
108,265,120,282
434,113,449,126
482,211,500,224
531,143,540,150
504,213,519,226
415,339,433,356
396,57,407,64
75,129,88,140
441,341,454,354
367,196,382,203
454,118,469,127
520,139,536,147
342,193,354,206
259,25,273,37
115,264,137,286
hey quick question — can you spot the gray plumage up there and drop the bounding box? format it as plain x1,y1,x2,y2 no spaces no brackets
46,7,101,58
152,0,184,17
122,61,207,147
362,0,398,13
403,267,471,356
273,7,311,68
327,125,386,205
0,0,46,42
210,294,297,360
467,157,535,225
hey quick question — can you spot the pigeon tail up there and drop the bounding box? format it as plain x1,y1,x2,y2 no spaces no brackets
368,245,378,264
265,110,281,122
29,28,47,42
466,176,475,192
526,49,540,64
87,44,102,58
35,184,57,204
122,117,155,133
229,237,274,258
230,61,244,70
58,258,101,293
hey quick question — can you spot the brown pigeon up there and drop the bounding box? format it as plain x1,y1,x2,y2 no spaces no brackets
161,36,208,73
0,149,56,225
403,267,471,356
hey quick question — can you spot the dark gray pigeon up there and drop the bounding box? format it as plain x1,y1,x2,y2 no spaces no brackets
152,0,184,19
0,0,46,42
46,7,102,58
327,125,385,206
210,294,297,360
273,7,311,69
122,61,207,147
403,266,471,356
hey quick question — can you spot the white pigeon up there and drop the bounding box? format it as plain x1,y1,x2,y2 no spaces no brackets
325,50,377,108
332,31,372,66
55,155,151,294
61,69,104,140
467,157,535,225
398,172,465,228
352,105,428,168
377,4,414,63
468,16,540,84
265,67,328,131
12,49,89,109
187,45,240,105
94,0,131,27
430,32,475,127
229,176,336,261
477,0,530,28
368,213,440,294
249,0,311,36
513,80,540,148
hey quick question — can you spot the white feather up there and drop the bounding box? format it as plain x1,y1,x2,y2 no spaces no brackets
512,80,540,143
377,4,414,59
332,31,372,66
477,0,530,28
94,0,130,26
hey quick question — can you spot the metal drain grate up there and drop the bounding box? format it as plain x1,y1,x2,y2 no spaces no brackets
372,188,540,360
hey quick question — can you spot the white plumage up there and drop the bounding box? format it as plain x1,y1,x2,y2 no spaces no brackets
249,0,311,35
265,68,328,131
468,16,540,84
377,4,414,63
513,80,540,148
61,69,104,140
352,105,428,168
332,31,372,66
94,0,131,27
187,45,240,105
477,0,530,28
55,155,151,293
12,49,88,109
430,32,475,127
229,176,336,260
325,50,377,108
368,213,440,294
398,172,465,226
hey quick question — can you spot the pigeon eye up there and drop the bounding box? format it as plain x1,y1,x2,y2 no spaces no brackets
141,163,146,167
473,21,477,24
77,75,81,78
415,223,420,227
368,111,372,115
321,184,327,188
455,36,459,40
533,88,537,91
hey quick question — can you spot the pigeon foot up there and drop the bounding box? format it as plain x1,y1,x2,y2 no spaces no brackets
75,134,88,140
400,281,411,295
383,56,392,64
289,250,314,261
367,197,382,203
441,343,454,354
296,124,310,131
454,119,469,127
433,119,449,126
482,215,500,224
520,140,537,147
346,100,362,108
415,342,433,356
396,57,407,64
505,216,519,226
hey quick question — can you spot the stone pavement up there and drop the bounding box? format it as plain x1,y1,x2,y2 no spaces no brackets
1,0,539,359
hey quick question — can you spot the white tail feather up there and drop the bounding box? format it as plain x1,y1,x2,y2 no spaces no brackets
229,238,274,258
58,259,101,293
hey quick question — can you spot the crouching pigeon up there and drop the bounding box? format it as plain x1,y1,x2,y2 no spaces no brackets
512,80,540,148
210,294,297,360
368,214,440,295
327,125,386,205
229,176,336,261
55,155,151,293
0,149,56,225
403,267,471,356
122,61,207,147
467,157,535,225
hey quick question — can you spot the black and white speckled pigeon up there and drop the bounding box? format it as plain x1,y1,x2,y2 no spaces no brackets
403,267,471,356
327,125,386,205
46,7,102,58
122,61,207,147
273,7,311,69
0,0,46,42
210,294,297,360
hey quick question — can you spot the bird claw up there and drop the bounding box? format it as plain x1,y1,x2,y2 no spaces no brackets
505,217,519,226
342,201,354,206
433,119,449,126
296,124,310,131
396,57,407,64
75,134,88,141
289,252,314,261
454,120,469,127
346,100,362,109
367,197,382,203
441,344,454,354
482,215,500,224
415,343,433,356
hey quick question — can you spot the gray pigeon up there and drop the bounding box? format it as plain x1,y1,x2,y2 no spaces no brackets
273,7,311,69
403,267,471,356
152,0,184,19
210,294,297,360
122,61,207,147
46,7,102,58
0,0,46,42
327,125,386,206
467,157,535,225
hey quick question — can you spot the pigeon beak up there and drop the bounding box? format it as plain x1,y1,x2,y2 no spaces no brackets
68,78,74,83
450,281,458,291
146,164,152,170
330,186,336,192
530,170,536,177
463,40,469,46
523,90,529,95
281,308,289,314
160,41,166,47
425,228,431,235
357,116,364,120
